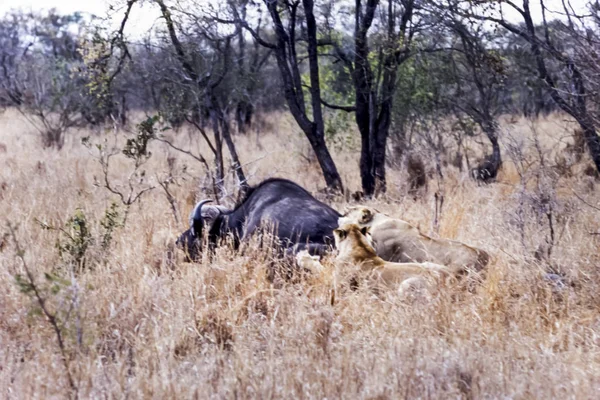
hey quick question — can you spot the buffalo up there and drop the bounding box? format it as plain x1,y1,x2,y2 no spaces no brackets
176,178,341,261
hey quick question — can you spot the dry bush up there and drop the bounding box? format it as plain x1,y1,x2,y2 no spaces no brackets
1,109,600,398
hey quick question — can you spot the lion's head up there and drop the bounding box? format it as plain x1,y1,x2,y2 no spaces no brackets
333,223,375,259
338,206,379,227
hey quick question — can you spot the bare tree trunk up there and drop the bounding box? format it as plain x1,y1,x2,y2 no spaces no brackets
472,120,502,182
119,93,127,126
303,0,343,192
262,0,343,192
488,126,501,173
209,108,225,196
235,8,252,135
219,106,250,193
157,0,249,194
353,0,378,197
372,67,398,194
352,0,413,196
236,101,253,134
576,115,600,172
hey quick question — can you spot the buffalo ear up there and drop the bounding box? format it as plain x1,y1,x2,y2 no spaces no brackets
334,228,347,240
360,226,371,236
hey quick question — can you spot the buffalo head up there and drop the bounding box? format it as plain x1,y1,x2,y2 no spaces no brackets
176,199,212,261
176,199,230,261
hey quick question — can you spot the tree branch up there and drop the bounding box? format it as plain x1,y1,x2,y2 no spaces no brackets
572,190,600,212
226,1,277,49
321,98,356,112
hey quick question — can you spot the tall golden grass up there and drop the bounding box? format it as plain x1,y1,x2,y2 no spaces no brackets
1,108,599,398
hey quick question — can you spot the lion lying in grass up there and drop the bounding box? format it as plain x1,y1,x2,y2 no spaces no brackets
338,206,489,275
297,223,450,294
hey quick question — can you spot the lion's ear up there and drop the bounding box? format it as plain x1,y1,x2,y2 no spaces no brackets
361,208,373,223
334,228,347,240
360,226,371,236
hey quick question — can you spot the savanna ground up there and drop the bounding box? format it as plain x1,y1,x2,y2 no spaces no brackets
1,108,600,399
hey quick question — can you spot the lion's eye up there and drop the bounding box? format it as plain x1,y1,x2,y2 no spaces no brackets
336,230,347,240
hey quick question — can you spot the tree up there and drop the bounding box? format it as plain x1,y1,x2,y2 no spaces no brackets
320,0,417,196
225,0,344,192
154,0,249,196
0,12,26,107
231,1,273,133
0,11,91,148
446,20,505,181
353,0,415,195
448,0,600,173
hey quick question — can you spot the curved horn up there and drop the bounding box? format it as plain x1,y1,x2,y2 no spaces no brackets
190,199,213,236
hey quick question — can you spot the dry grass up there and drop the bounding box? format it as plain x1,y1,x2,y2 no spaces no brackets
1,108,600,398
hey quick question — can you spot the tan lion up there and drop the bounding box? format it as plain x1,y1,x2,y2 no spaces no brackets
338,206,489,275
297,224,450,294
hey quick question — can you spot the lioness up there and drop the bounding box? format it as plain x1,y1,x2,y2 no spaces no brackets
297,224,450,293
334,223,450,283
338,206,489,274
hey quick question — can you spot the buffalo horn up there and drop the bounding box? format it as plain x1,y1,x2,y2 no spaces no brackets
190,199,213,236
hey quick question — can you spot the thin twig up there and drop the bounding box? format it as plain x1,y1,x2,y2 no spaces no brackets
184,116,218,155
155,136,210,171
8,223,78,398
157,175,181,224
572,190,600,212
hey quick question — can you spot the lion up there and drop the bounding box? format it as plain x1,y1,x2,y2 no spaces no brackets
297,223,450,294
338,206,489,275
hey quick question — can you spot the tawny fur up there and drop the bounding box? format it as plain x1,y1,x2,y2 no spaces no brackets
333,224,450,287
339,206,489,274
296,224,449,294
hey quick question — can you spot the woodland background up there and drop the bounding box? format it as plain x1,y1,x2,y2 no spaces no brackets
1,0,600,398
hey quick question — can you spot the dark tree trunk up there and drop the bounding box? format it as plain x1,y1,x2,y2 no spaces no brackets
271,40,343,192
372,66,398,194
234,7,253,135
533,85,544,118
306,126,346,190
119,93,127,126
358,126,375,197
351,0,412,196
236,101,253,134
42,128,65,149
353,0,379,197
263,0,343,192
371,0,408,195
576,115,600,173
372,114,390,194
303,0,343,192
472,121,502,183
489,126,501,170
